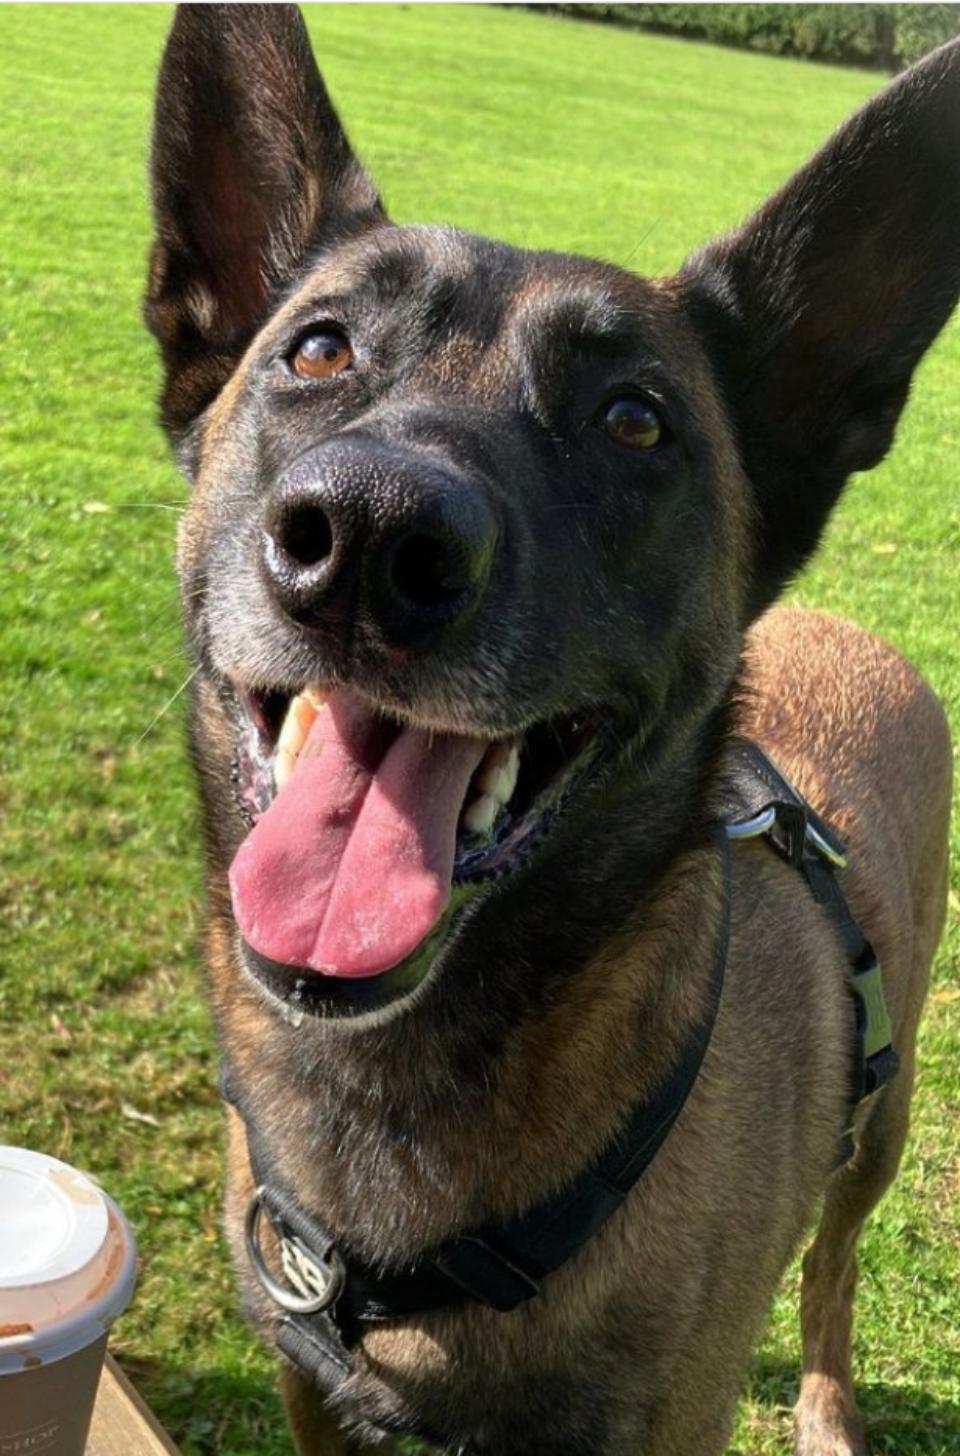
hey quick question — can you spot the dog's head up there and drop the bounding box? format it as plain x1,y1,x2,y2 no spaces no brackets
146,7,959,1016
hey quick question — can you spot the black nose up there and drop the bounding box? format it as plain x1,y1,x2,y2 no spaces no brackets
261,440,497,645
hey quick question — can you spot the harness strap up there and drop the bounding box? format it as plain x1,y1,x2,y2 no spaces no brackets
720,739,899,1147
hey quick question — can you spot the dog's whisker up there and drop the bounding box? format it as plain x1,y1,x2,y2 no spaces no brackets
116,500,190,511
136,621,183,646
135,665,200,746
136,601,193,640
152,643,193,666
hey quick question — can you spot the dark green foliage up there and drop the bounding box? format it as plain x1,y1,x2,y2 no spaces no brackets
893,4,960,63
541,4,960,70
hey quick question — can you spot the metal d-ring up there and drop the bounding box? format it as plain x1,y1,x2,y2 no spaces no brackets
724,806,778,841
245,1186,347,1315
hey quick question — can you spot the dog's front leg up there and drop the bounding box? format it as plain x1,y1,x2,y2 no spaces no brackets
279,1366,398,1456
794,1048,919,1456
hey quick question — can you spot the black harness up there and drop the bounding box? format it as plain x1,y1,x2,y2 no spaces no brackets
227,739,898,1398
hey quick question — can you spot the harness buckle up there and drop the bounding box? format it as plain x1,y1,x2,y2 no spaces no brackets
725,801,807,865
246,1186,347,1315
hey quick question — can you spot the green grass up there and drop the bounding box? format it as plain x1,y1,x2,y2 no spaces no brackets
0,6,957,1453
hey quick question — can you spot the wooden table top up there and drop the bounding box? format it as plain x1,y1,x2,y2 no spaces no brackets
87,1354,182,1456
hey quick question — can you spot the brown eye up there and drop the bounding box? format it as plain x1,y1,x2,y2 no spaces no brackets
602,396,664,450
291,329,353,380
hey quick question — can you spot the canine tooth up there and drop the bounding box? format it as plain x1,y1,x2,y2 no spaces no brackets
274,747,297,791
303,683,327,711
277,693,318,752
273,690,321,787
463,793,498,836
499,744,519,801
477,743,520,805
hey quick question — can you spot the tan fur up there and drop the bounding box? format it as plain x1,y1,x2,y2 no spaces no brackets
741,609,950,1455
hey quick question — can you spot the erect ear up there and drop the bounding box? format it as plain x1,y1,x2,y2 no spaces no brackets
145,3,384,442
680,38,960,620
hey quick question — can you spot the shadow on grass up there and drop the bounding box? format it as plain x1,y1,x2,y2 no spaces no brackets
119,1353,291,1456
744,1354,960,1454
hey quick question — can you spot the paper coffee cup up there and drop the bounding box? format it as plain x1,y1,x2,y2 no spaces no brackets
0,1147,137,1456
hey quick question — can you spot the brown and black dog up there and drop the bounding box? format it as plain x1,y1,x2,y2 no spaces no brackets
145,8,957,1454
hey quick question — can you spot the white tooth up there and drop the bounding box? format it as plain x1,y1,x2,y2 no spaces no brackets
463,793,498,836
274,689,322,786
499,744,519,801
274,746,297,790
477,743,520,805
487,769,511,805
475,753,502,797
303,683,327,711
277,693,318,754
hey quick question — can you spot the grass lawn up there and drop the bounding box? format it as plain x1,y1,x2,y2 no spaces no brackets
1,5,957,1453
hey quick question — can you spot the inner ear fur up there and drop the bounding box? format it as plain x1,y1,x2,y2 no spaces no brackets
681,38,960,620
145,3,384,441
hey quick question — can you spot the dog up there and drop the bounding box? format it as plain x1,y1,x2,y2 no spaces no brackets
145,7,957,1454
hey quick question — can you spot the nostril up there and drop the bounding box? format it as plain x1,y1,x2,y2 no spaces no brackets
389,533,466,611
275,503,334,568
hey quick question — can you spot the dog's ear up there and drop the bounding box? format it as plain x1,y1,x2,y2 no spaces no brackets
146,3,383,441
681,39,960,620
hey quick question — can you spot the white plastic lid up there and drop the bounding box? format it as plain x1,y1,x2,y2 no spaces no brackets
0,1147,137,1372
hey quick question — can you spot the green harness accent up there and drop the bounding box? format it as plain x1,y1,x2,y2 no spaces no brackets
858,959,894,1062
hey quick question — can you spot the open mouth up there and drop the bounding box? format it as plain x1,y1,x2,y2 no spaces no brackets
227,683,602,982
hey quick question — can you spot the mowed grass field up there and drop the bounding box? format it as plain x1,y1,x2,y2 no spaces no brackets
1,6,958,1453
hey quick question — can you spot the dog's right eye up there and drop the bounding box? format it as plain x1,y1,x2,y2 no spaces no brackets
289,328,354,380
600,395,665,451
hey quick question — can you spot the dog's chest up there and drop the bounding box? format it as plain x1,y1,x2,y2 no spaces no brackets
339,1330,633,1455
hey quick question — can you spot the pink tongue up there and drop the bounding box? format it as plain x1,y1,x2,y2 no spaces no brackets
229,696,486,978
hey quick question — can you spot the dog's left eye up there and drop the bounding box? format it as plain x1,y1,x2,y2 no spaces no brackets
290,328,354,380
601,396,665,451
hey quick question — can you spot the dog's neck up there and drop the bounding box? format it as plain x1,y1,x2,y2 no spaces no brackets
211,699,733,1259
